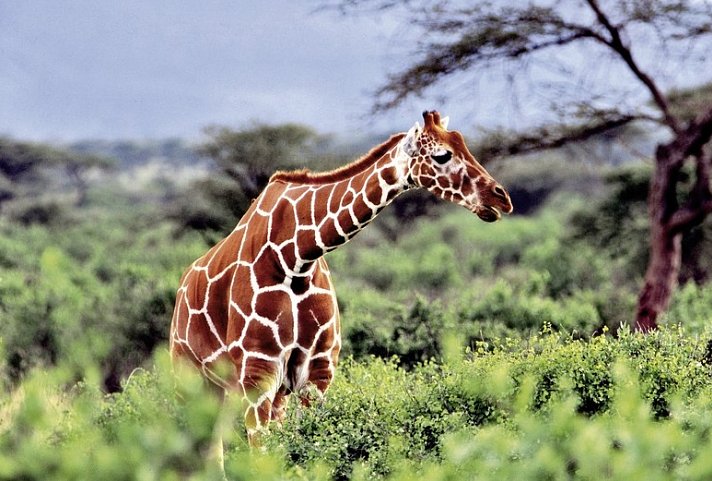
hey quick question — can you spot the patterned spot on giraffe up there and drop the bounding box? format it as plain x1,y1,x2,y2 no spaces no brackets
366,182,383,205
351,193,372,221
461,175,474,197
242,320,283,357
278,315,295,347
278,241,298,272
243,213,269,247
254,290,293,339
313,185,332,214
269,199,297,244
226,309,247,342
230,265,254,314
296,294,335,345
381,166,398,185
307,356,335,391
284,184,309,202
337,208,359,236
312,325,336,353
296,190,315,223
257,183,284,212
290,276,312,296
449,169,463,188
187,312,223,355
421,163,436,178
340,189,354,208
386,187,400,202
297,228,319,261
204,276,234,337
187,267,210,298
329,183,348,213
253,247,283,288
437,175,449,189
318,217,346,247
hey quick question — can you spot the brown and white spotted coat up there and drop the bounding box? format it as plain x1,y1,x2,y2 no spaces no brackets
169,111,513,443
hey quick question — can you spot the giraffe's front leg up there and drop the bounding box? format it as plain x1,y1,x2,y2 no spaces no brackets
270,386,290,422
299,352,339,406
299,316,341,406
240,357,282,447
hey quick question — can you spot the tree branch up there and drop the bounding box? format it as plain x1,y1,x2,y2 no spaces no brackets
667,199,712,234
664,107,712,233
473,113,639,160
683,104,712,157
373,6,604,112
584,0,682,134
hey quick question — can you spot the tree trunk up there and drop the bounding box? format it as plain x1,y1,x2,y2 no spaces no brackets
634,142,682,332
634,107,712,332
634,223,681,332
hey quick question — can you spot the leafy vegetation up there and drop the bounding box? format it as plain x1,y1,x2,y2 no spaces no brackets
0,123,711,479
3,328,712,480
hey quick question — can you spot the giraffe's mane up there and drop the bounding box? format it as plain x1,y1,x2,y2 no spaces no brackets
270,133,406,185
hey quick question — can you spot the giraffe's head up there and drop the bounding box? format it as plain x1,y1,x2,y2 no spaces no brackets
401,110,513,222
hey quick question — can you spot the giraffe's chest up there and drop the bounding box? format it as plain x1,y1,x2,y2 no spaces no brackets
227,257,340,353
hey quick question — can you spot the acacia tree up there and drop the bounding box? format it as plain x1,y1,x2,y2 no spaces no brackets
336,0,712,331
175,124,325,234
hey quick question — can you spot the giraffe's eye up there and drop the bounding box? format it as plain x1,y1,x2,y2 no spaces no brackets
431,150,452,164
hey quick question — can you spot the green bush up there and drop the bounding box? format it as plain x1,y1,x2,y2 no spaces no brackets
666,282,712,334
456,280,602,341
0,329,710,480
340,292,449,368
268,327,712,480
0,217,206,389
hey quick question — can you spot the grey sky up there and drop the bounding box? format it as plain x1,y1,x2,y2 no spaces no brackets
2,1,709,143
0,1,432,141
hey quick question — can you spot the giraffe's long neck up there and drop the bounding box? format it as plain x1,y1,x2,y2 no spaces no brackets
264,141,409,279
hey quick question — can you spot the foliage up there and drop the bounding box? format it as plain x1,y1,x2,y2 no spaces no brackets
2,329,712,480
267,327,712,479
0,214,205,390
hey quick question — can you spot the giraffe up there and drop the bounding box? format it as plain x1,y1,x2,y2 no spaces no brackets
169,110,513,448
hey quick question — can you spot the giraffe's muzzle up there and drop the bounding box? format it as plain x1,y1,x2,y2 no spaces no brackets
475,183,513,222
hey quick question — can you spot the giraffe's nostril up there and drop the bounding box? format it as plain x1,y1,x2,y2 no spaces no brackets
493,185,507,199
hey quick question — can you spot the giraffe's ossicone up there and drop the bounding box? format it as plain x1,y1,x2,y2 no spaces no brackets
169,111,513,444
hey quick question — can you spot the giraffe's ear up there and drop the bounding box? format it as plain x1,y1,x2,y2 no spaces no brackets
403,122,421,156
440,116,449,130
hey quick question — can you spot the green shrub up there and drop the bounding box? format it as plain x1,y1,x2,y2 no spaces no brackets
666,282,712,334
268,328,712,480
0,330,710,480
340,293,449,368
521,238,608,298
0,217,206,389
457,281,602,340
